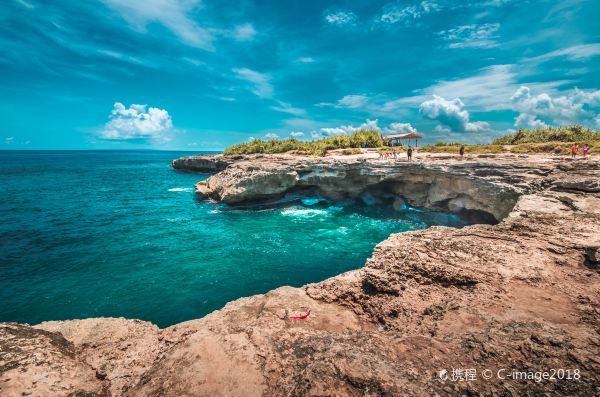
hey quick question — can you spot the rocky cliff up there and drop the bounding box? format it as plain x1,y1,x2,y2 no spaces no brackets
193,153,569,221
1,154,599,396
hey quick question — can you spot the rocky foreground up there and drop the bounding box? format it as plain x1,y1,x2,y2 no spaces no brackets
2,153,600,396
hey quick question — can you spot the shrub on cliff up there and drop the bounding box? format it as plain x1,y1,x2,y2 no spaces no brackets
493,125,600,145
224,129,383,156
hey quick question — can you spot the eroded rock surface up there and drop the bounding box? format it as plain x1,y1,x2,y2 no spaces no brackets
2,155,599,396
190,154,564,221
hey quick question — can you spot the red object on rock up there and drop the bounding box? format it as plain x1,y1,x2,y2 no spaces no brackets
288,310,312,319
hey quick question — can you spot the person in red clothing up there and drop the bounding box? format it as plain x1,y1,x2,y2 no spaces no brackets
571,143,579,159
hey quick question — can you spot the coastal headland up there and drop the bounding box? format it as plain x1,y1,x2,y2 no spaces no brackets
2,152,599,396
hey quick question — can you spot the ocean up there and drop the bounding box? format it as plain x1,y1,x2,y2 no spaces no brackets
0,150,468,327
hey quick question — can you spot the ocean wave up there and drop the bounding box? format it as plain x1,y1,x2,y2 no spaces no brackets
168,187,192,192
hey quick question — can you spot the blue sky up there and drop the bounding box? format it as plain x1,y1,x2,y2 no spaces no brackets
1,0,599,150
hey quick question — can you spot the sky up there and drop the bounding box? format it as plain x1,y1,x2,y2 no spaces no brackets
1,0,599,150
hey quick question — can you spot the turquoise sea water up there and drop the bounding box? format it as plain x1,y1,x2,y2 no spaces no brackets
0,151,469,328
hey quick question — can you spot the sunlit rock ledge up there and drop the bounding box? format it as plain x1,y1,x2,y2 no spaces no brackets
1,153,599,396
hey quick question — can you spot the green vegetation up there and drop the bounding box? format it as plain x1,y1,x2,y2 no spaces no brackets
422,125,599,155
492,125,600,145
223,125,598,157
224,129,383,156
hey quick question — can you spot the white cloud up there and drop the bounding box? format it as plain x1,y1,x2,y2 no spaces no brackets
384,122,417,134
101,0,213,49
438,23,500,48
264,133,279,140
383,65,569,111
232,68,273,98
5,137,14,144
99,102,173,142
317,94,369,109
290,131,304,138
510,85,600,127
379,1,441,24
232,23,256,41
320,119,380,136
434,125,451,133
525,44,600,63
514,113,548,129
325,11,357,25
419,95,490,132
311,131,322,140
271,101,306,116
297,57,316,63
337,95,369,109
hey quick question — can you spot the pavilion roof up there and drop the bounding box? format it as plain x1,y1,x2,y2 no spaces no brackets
384,132,423,140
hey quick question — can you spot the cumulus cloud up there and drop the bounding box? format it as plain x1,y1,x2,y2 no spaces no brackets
320,119,380,136
510,86,600,127
297,57,316,63
290,131,304,138
384,122,417,134
325,11,357,25
232,68,273,98
379,1,441,24
264,133,279,140
419,95,489,132
438,23,500,48
514,113,548,129
99,102,173,142
101,0,213,49
232,23,256,41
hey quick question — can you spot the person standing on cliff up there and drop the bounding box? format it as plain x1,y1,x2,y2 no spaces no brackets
459,145,465,159
407,146,413,161
571,143,579,159
582,143,590,157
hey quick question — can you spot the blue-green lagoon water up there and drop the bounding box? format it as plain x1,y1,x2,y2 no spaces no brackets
0,151,469,327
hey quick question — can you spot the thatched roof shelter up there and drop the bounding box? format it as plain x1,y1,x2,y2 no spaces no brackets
383,132,423,146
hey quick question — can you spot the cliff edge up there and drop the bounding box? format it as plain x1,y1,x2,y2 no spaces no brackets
2,154,599,396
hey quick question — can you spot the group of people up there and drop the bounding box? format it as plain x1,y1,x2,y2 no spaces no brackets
571,143,591,158
378,146,415,161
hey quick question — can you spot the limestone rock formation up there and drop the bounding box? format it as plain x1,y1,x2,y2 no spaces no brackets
1,154,599,396
171,154,238,173
191,154,558,221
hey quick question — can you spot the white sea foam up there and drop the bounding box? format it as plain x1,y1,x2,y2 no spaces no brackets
281,208,329,218
168,187,192,192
